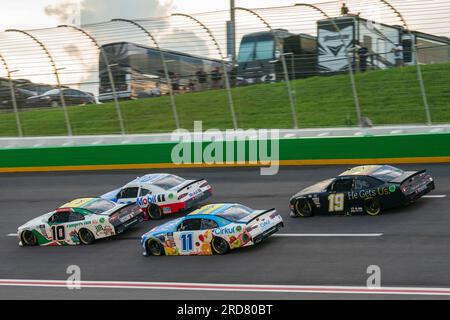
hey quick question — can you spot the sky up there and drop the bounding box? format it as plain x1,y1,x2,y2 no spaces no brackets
0,0,318,31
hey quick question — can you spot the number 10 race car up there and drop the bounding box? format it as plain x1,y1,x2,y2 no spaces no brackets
101,174,213,220
17,198,144,246
141,203,284,256
290,165,435,217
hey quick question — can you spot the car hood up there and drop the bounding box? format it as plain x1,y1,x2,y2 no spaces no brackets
18,212,53,230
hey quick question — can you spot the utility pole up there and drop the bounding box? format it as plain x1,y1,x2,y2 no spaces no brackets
230,0,236,63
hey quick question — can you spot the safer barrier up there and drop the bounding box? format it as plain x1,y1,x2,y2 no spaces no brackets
0,133,449,173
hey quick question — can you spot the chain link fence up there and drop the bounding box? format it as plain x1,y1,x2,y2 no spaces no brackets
0,0,449,137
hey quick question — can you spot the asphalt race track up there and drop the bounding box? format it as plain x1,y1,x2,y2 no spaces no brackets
1,164,450,300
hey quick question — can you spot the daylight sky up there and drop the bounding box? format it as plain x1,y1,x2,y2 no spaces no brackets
0,0,318,31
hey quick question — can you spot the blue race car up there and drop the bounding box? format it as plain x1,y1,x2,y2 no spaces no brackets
141,203,284,256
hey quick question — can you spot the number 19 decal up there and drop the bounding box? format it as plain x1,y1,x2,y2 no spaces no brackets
180,233,193,252
328,193,345,212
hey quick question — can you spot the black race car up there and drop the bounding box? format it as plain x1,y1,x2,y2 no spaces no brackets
289,165,435,217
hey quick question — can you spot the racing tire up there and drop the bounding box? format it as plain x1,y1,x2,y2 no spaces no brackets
293,198,314,217
21,230,38,246
78,229,96,245
211,237,230,255
364,198,382,216
146,239,165,256
147,205,163,220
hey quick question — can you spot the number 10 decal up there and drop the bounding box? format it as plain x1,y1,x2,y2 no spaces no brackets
180,233,193,252
328,193,345,212
51,225,65,240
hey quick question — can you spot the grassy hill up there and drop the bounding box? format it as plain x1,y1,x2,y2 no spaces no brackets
0,62,449,137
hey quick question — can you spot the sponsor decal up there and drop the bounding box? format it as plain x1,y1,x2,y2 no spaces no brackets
66,221,91,228
389,185,397,193
213,226,236,235
163,207,172,214
260,220,271,229
236,226,242,232
99,217,106,224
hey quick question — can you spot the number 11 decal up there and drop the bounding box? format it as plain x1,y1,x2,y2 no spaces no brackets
180,233,193,252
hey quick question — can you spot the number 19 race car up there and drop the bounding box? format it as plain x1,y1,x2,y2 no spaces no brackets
141,203,284,256
101,174,213,220
290,165,435,217
18,198,144,247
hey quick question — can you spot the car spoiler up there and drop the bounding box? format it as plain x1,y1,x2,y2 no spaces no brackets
177,179,205,192
240,208,276,224
389,170,427,184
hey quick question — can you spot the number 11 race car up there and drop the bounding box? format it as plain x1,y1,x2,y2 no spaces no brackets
17,198,144,246
101,174,213,220
141,203,284,256
290,165,435,217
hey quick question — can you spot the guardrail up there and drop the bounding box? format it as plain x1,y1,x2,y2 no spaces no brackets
0,132,448,173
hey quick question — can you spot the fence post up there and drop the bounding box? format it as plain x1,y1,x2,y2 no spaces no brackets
111,19,180,129
235,7,298,129
0,53,22,137
171,13,238,130
6,29,72,136
58,25,126,134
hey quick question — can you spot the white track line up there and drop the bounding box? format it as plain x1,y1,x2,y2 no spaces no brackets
423,195,447,198
7,234,17,237
1,279,450,296
274,234,383,237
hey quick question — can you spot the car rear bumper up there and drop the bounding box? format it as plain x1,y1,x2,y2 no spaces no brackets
252,222,284,244
404,181,435,203
114,213,145,234
185,189,213,210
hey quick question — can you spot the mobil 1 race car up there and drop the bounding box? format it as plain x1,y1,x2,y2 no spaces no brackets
141,203,284,256
101,174,213,220
290,165,435,217
17,198,144,247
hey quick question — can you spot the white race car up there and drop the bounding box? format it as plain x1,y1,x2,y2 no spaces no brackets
17,198,144,246
101,174,213,220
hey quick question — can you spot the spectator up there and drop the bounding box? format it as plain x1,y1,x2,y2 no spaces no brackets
392,43,404,67
152,83,161,97
171,72,180,93
341,3,349,16
196,69,208,91
211,67,223,89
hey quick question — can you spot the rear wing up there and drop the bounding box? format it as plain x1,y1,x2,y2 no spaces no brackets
239,208,276,224
390,170,427,184
177,179,205,192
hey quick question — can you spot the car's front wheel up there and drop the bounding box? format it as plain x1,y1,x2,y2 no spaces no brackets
147,205,163,220
293,198,314,217
21,230,38,246
211,237,230,255
78,229,96,245
146,239,165,256
364,198,382,216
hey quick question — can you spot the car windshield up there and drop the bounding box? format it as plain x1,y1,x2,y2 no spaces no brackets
371,165,405,182
217,205,253,222
153,175,185,190
83,199,116,214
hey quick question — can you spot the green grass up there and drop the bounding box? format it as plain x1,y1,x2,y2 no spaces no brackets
0,62,449,137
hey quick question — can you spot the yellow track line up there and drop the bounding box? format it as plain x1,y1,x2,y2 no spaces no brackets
0,157,449,173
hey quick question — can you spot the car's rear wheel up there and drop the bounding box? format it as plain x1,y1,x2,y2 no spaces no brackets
293,198,314,217
364,198,382,216
212,237,230,255
78,229,95,245
147,205,163,220
21,230,38,246
146,239,165,256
